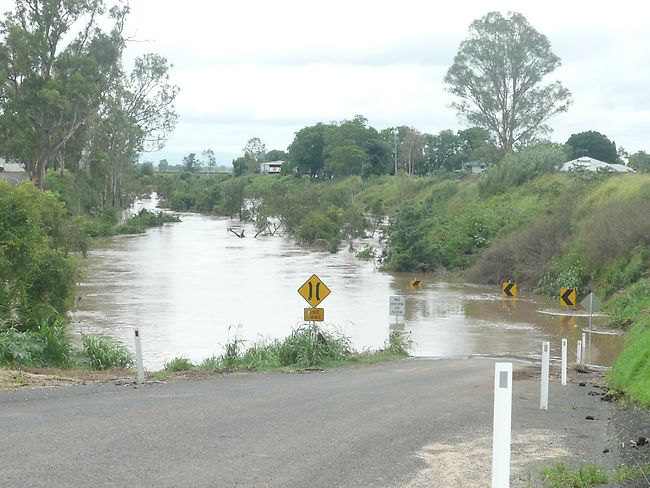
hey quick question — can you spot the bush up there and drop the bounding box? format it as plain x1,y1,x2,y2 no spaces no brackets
0,182,80,327
164,357,194,372
80,334,134,370
465,215,570,289
478,142,568,197
0,328,46,366
116,209,180,235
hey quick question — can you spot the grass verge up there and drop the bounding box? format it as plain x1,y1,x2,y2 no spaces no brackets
605,280,650,406
541,461,649,487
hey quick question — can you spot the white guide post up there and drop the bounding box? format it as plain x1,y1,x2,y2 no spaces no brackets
134,328,145,384
577,340,582,364
581,332,587,365
540,341,550,410
492,362,513,488
561,339,568,386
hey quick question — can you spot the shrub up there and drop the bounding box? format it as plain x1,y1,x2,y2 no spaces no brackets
164,357,194,372
0,328,45,366
465,215,570,289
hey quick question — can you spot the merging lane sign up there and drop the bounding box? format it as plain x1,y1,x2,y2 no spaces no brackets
560,287,577,308
298,274,331,308
502,281,517,298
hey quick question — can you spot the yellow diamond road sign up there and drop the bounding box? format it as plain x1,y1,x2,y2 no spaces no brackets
298,274,331,308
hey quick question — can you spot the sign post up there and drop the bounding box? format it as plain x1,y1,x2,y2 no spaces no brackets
389,296,405,324
492,362,513,488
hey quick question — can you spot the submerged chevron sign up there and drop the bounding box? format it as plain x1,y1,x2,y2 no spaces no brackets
502,282,517,298
560,288,577,308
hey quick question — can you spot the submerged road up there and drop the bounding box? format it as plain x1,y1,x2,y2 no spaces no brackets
0,358,617,487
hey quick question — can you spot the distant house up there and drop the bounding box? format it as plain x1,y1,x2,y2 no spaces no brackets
0,159,26,173
260,160,284,174
461,160,489,174
560,156,634,173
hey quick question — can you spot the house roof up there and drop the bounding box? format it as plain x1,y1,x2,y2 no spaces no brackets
560,156,634,173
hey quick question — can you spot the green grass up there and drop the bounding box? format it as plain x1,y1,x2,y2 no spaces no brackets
542,463,608,487
540,462,645,487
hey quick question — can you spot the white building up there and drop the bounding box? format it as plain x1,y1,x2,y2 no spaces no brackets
0,158,26,172
560,156,634,173
259,160,283,174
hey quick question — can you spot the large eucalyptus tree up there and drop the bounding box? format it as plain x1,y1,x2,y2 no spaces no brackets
445,12,572,152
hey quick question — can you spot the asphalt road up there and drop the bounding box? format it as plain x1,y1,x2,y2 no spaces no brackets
0,358,619,487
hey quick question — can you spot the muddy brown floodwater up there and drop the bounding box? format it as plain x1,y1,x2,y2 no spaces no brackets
72,195,624,370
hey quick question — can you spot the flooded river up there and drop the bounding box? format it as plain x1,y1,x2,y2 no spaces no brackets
73,197,624,370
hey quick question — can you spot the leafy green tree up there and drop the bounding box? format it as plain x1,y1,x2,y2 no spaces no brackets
0,0,126,189
222,177,247,219
203,149,216,173
182,153,200,173
140,162,154,176
382,202,430,271
324,145,369,178
565,131,620,163
287,123,328,176
243,137,266,174
445,11,571,152
399,127,427,175
266,149,288,161
628,151,650,172
0,182,80,327
158,159,170,172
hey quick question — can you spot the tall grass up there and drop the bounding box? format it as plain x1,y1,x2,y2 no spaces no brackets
80,334,134,370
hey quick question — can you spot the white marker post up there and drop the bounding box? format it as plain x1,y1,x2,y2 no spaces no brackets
561,339,568,386
576,340,582,364
581,332,587,365
540,342,550,410
492,362,513,488
134,328,145,384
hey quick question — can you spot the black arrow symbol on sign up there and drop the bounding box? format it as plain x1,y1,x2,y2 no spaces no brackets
561,289,575,306
504,283,515,297
315,283,321,301
308,282,313,300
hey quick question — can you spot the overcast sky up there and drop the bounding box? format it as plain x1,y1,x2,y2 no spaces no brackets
5,0,650,163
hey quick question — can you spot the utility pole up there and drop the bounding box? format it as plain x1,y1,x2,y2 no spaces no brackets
394,128,398,175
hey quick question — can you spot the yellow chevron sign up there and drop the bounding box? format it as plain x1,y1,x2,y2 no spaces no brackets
502,282,517,298
560,288,577,308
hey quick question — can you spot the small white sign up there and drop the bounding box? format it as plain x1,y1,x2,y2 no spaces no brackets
389,296,405,316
